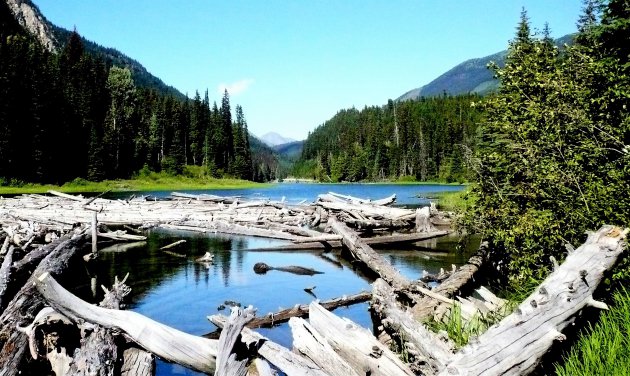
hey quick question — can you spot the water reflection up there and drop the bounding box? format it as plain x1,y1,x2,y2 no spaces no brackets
72,230,475,376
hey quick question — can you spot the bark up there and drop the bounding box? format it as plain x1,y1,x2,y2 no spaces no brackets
438,226,627,376
215,306,256,376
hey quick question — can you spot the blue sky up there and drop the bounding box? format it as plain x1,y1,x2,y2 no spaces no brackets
33,0,582,140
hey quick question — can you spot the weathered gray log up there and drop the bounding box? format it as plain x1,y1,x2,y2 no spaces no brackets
289,317,360,376
246,358,275,376
10,235,66,272
411,242,488,321
98,231,147,242
215,306,256,376
415,206,437,233
0,236,9,255
210,315,328,376
159,239,187,250
329,218,411,290
438,225,628,376
47,190,85,202
321,192,396,206
307,302,415,376
120,347,155,376
234,291,371,329
161,222,302,241
0,246,15,310
0,234,88,376
292,234,342,243
91,212,98,256
344,217,411,230
318,201,414,220
35,273,219,374
371,279,453,374
171,191,238,203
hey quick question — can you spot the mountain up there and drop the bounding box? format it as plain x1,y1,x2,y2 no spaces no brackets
398,33,575,101
260,132,296,147
4,0,184,98
273,140,304,161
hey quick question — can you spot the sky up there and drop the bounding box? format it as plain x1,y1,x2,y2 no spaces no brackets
33,0,583,141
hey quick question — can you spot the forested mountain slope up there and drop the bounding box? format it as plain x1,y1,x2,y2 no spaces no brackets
296,95,482,182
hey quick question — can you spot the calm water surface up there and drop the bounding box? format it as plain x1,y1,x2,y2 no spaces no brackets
77,183,470,375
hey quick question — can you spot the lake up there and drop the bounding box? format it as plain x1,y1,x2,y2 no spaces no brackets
78,183,470,375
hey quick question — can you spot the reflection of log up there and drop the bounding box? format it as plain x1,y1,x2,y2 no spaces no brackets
307,302,414,376
210,315,328,376
438,226,627,375
0,234,87,376
371,279,453,374
99,241,146,253
35,273,219,374
329,218,410,290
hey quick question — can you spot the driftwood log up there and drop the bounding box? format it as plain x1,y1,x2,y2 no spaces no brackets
438,226,628,375
35,273,219,374
0,234,88,376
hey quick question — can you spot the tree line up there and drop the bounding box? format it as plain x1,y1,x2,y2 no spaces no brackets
296,95,482,182
0,9,265,185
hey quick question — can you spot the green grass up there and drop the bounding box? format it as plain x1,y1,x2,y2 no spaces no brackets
0,167,266,195
555,288,630,376
426,301,512,348
430,188,472,212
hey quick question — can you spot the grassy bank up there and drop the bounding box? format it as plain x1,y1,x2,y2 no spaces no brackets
0,170,265,195
430,188,472,212
555,288,630,375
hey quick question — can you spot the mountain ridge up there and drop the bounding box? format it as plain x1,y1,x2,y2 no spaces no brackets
259,132,297,147
5,0,184,98
398,33,575,100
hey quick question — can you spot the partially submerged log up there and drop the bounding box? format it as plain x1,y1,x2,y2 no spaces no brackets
253,262,323,276
329,217,411,290
438,226,628,375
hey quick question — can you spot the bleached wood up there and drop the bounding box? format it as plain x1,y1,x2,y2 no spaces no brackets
247,358,275,376
372,278,453,374
47,190,85,202
289,317,360,376
308,302,415,376
216,306,256,376
329,217,411,290
318,200,414,220
159,239,187,250
0,246,14,310
35,273,219,374
209,315,328,376
120,347,154,376
438,226,628,376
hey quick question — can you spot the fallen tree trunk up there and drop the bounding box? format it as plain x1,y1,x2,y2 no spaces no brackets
307,301,415,376
221,291,371,330
0,234,88,376
371,278,454,374
438,225,628,375
35,273,219,374
209,315,328,376
329,218,411,290
317,201,414,220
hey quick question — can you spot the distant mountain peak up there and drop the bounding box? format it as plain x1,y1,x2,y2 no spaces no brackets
397,33,574,101
260,132,296,147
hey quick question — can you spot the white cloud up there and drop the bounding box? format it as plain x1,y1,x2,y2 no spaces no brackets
217,79,254,96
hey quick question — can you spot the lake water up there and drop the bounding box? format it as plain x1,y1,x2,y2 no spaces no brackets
77,183,470,375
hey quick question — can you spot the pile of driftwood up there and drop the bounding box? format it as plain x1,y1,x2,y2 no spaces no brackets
0,190,626,376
